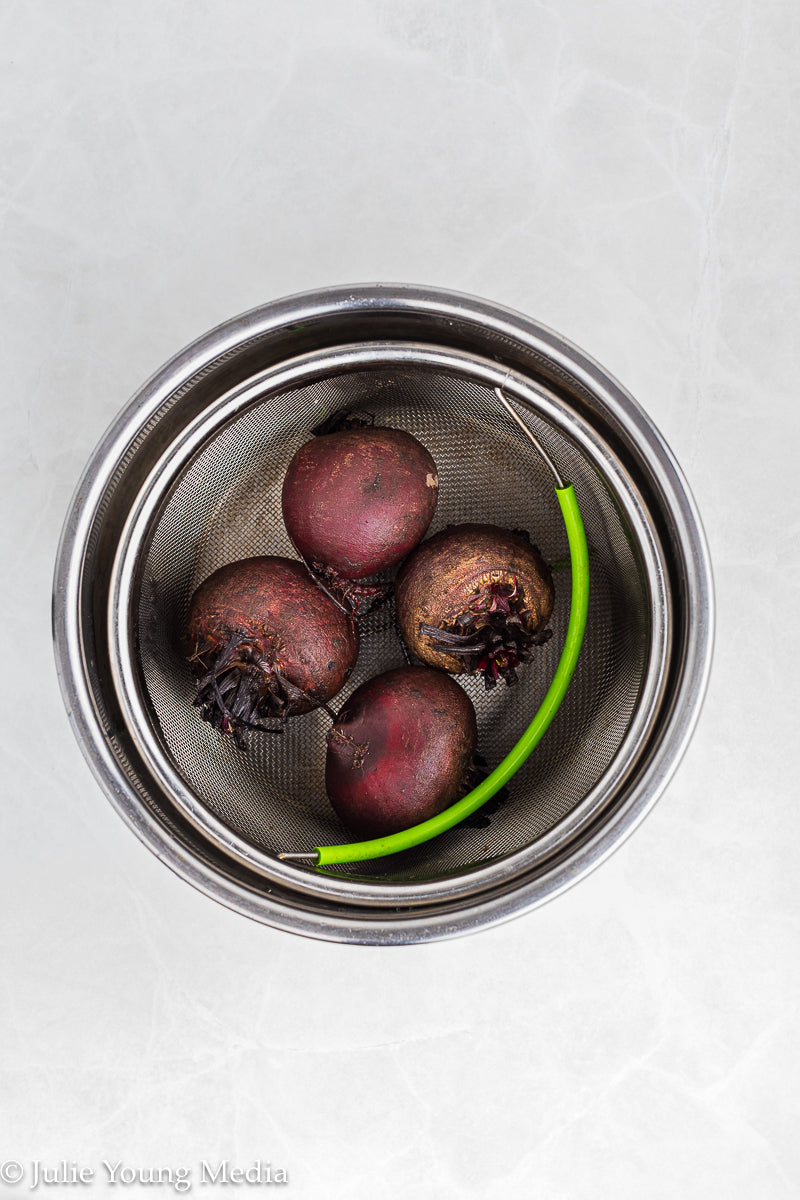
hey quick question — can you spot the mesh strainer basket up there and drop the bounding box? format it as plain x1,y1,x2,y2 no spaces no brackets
53,285,713,944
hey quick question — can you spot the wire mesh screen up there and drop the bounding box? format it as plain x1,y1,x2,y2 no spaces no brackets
136,366,649,882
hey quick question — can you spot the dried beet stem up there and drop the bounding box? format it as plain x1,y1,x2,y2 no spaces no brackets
187,556,359,748
396,524,555,689
418,574,553,689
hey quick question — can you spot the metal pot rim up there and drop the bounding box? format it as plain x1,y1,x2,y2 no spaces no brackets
52,283,714,944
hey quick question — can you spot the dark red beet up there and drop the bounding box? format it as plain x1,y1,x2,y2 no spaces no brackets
186,556,358,746
395,523,555,689
325,666,477,838
281,425,439,587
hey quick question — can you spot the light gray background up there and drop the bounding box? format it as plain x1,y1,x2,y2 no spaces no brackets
2,2,798,1197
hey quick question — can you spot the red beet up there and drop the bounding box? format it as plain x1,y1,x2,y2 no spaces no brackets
186,556,358,746
281,424,439,589
325,666,477,838
395,523,555,689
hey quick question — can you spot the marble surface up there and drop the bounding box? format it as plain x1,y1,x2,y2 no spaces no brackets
2,2,798,1196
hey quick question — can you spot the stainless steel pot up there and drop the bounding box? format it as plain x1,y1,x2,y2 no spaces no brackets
52,284,713,944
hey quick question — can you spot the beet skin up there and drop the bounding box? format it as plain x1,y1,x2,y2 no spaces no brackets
395,523,555,689
282,426,439,580
325,666,477,838
187,556,359,745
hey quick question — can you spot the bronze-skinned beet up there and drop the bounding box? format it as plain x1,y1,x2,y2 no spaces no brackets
395,524,555,689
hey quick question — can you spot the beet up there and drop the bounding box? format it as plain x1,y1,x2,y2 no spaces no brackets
281,424,439,590
186,556,358,746
395,523,555,689
325,667,477,838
